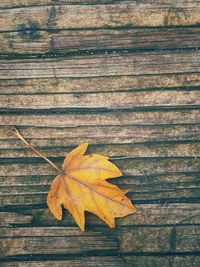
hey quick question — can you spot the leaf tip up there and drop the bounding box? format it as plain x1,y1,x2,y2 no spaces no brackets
110,222,116,229
118,169,123,177
80,225,85,231
123,189,131,194
113,165,123,178
129,203,138,214
81,142,89,151
77,220,85,231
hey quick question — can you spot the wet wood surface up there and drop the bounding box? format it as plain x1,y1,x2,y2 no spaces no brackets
0,1,200,266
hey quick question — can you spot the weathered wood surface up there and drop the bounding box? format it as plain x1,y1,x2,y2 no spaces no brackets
1,256,200,267
0,1,200,266
1,27,200,55
0,225,199,255
1,90,200,109
1,111,200,126
1,73,200,94
1,1,200,32
1,50,200,79
1,257,128,267
1,204,200,227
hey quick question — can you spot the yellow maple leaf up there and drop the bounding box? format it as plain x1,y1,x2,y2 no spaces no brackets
11,127,137,231
47,143,137,231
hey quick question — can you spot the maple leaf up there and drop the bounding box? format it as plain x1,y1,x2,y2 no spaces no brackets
11,127,137,231
47,143,137,231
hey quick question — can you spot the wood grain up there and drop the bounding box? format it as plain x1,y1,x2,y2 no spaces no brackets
1,50,200,79
1,110,200,127
0,212,32,226
1,203,199,227
1,0,198,9
1,1,200,32
123,255,200,267
1,27,200,55
0,0,52,8
0,0,113,8
1,257,128,267
0,227,118,257
1,255,200,267
119,225,200,253
0,0,199,265
1,124,200,150
1,142,199,158
0,160,199,205
1,158,199,177
1,90,199,110
1,73,200,94
0,225,199,257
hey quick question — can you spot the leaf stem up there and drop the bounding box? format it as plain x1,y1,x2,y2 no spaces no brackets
10,126,62,174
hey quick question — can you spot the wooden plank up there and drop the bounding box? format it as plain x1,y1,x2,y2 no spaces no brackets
0,0,129,9
0,177,199,205
1,203,199,227
123,255,200,267
1,111,200,127
119,225,200,253
1,125,200,149
0,1,200,32
1,27,200,54
1,73,200,94
0,124,200,148
0,158,199,177
1,257,128,267
0,225,199,257
1,171,199,188
1,51,200,79
1,90,199,110
0,166,199,205
0,226,170,257
0,0,52,8
0,227,118,257
1,0,199,264
1,142,199,158
176,226,200,252
0,212,32,226
1,255,200,267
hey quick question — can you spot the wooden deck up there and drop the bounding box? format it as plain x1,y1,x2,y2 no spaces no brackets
0,1,200,266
